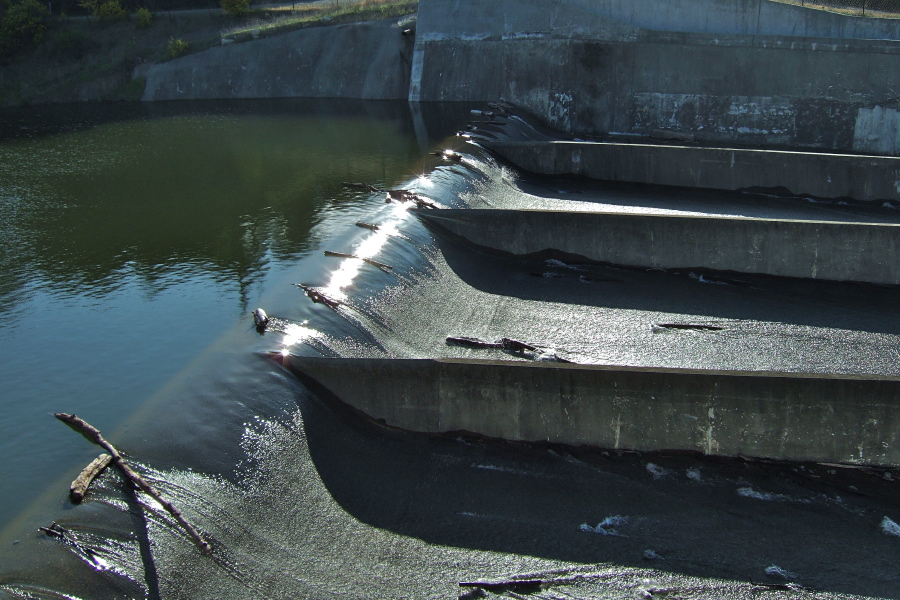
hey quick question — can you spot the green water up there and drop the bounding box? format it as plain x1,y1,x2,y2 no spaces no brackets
0,99,430,531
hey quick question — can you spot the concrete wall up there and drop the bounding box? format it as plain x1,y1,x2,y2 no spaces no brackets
416,0,900,41
287,356,900,465
419,209,900,285
142,17,414,101
413,0,900,154
484,140,900,201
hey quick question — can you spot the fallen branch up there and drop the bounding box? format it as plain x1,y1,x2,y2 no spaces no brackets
341,182,381,192
655,323,723,331
459,579,543,592
69,453,112,504
323,250,393,272
54,413,212,555
295,283,343,311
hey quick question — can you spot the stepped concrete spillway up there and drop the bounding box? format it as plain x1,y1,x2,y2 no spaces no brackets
286,357,900,465
417,208,900,285
482,140,900,202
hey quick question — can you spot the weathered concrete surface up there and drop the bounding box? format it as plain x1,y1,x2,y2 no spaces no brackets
142,17,414,101
413,0,900,154
483,140,900,202
416,0,900,41
419,209,900,285
287,356,900,465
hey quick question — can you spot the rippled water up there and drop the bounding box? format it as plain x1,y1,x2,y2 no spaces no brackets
0,99,463,530
1,101,899,599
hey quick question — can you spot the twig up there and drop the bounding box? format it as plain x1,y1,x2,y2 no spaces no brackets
54,413,212,555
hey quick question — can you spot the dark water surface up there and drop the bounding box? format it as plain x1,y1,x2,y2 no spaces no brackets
0,98,461,530
1,100,899,599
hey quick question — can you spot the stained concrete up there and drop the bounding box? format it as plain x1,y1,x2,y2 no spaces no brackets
286,356,900,465
141,16,414,101
412,0,900,154
482,140,900,201
418,208,900,285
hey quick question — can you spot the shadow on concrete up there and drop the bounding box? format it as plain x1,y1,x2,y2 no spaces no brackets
292,371,900,598
426,220,900,337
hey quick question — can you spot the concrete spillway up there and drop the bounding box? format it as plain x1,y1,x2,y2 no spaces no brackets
417,208,900,285
286,356,900,465
482,140,900,202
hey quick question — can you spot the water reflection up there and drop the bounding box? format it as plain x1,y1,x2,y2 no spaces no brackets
0,98,457,530
0,101,423,311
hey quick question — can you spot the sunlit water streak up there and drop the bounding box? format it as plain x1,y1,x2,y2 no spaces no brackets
2,102,900,600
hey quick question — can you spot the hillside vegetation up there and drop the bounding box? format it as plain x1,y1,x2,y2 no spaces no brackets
0,0,417,106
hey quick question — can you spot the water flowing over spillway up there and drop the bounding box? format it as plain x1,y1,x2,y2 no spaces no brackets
2,103,900,600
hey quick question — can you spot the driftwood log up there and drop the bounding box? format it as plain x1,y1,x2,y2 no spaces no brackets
295,283,343,310
323,250,393,273
54,413,212,555
69,453,112,504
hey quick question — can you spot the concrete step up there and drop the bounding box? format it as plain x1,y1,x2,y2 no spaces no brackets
417,208,900,285
284,355,900,465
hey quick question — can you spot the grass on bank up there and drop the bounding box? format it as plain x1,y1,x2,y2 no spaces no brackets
0,0,418,106
222,0,417,41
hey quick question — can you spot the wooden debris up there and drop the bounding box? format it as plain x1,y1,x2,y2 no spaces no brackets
459,579,543,593
355,221,380,231
341,182,381,192
384,188,417,203
655,323,723,331
323,250,393,273
54,413,212,555
39,521,68,539
69,453,112,504
295,283,343,311
429,149,463,162
500,337,538,352
446,336,504,349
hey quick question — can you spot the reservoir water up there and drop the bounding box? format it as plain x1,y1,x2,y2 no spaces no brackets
1,99,899,599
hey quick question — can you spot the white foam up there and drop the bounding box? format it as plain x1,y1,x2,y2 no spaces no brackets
645,463,669,479
686,467,703,482
881,516,900,537
737,486,808,503
765,565,798,579
579,515,628,536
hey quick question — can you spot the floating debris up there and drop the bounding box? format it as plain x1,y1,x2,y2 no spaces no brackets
355,221,380,231
446,335,571,363
295,283,343,311
655,323,724,331
579,516,628,536
323,250,393,273
38,521,68,539
429,149,462,162
341,182,380,192
54,413,212,554
253,308,269,332
69,453,112,504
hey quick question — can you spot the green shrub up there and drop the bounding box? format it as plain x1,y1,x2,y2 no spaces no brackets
76,0,99,15
46,28,94,59
221,0,250,16
167,36,188,58
135,7,152,27
96,0,127,21
0,0,50,56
